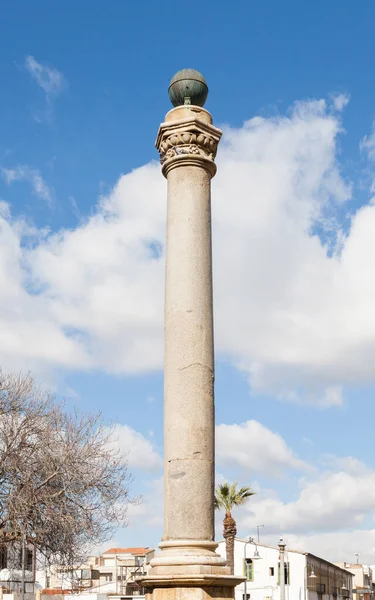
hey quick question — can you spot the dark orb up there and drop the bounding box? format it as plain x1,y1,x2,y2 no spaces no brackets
168,69,208,108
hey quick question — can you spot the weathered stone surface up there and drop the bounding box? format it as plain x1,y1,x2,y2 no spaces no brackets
145,579,244,600
153,106,223,554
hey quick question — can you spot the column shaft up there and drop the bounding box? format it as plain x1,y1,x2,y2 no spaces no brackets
164,164,215,542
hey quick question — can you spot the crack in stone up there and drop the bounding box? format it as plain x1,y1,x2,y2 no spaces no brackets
168,457,210,462
179,362,213,372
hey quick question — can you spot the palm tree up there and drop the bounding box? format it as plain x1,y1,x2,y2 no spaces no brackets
215,482,255,575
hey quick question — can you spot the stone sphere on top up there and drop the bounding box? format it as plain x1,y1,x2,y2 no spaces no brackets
168,69,208,108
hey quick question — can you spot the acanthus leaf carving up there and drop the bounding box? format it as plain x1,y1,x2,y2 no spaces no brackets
158,129,219,166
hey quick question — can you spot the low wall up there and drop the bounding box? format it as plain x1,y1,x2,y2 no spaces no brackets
2,594,35,600
41,596,108,600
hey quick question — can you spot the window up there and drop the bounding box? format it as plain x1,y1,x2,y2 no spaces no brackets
278,562,290,585
104,558,114,566
26,549,33,571
0,546,7,570
269,567,275,577
244,558,253,581
101,573,113,582
81,569,91,580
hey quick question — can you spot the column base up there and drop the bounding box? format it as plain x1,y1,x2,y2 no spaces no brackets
138,541,244,600
149,540,228,572
140,574,244,600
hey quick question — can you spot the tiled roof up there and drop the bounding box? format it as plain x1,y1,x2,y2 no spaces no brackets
103,547,151,555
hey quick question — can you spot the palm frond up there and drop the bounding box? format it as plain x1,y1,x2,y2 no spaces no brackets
214,482,255,511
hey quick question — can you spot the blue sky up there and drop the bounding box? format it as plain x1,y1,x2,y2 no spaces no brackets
2,0,375,564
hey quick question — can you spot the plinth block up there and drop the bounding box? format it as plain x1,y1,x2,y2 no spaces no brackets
141,574,244,600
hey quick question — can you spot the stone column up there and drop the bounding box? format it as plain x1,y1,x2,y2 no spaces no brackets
140,70,243,600
162,103,220,547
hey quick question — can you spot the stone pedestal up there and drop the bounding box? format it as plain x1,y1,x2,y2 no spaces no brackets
139,74,243,600
144,577,240,600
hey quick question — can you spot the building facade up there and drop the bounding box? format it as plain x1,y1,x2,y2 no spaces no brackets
335,564,374,600
89,547,154,595
0,541,36,594
217,539,353,600
44,546,154,596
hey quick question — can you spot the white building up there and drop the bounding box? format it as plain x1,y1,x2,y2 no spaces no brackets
89,546,154,595
43,546,154,596
217,538,353,600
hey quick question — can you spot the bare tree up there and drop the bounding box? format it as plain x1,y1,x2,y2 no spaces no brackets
0,370,135,568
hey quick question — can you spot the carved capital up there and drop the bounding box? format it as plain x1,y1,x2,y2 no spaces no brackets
156,116,222,178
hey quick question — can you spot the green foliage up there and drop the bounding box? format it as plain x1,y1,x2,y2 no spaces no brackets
215,482,255,512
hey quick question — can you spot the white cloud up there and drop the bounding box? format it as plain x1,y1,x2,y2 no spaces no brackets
222,528,375,566
126,476,164,535
2,97,375,403
331,93,350,112
108,423,163,472
25,55,65,97
122,456,375,561
362,142,375,169
216,420,310,475
237,461,375,537
1,165,53,204
321,455,373,476
215,460,375,564
0,200,11,218
0,162,164,375
24,56,65,122
283,529,375,564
